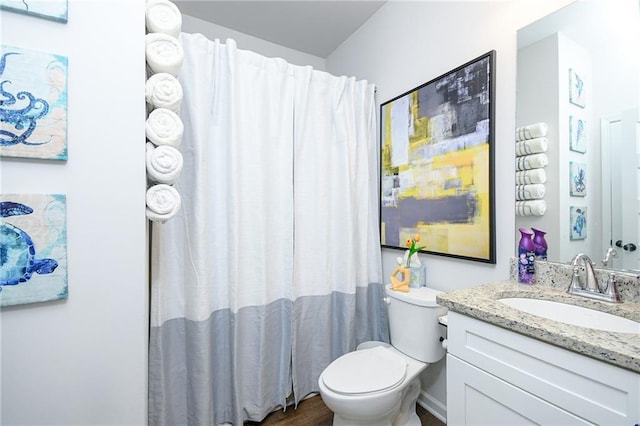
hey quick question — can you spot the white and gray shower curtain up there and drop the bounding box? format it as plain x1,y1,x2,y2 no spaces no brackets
149,35,387,426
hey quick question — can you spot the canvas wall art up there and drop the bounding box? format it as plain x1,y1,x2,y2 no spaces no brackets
0,194,68,307
0,0,68,23
0,44,68,160
569,115,586,153
380,51,496,263
570,206,587,240
569,161,586,196
569,68,585,108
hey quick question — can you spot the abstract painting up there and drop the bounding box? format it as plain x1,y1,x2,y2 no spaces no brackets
0,194,68,307
380,51,496,263
0,0,68,23
569,68,585,108
569,115,586,153
569,161,586,196
0,44,68,160
570,206,587,240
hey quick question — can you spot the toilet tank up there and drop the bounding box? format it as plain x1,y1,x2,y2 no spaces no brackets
385,285,447,363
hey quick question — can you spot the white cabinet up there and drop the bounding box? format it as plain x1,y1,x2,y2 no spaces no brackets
446,312,640,425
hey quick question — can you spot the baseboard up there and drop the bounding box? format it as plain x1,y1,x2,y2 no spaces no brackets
417,390,447,424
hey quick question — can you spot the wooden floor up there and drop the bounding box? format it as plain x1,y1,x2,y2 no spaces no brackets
246,395,445,425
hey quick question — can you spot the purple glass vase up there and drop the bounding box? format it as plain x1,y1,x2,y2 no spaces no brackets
518,228,535,284
531,227,548,260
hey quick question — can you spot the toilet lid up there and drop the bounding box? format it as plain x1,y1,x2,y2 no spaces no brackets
322,346,407,395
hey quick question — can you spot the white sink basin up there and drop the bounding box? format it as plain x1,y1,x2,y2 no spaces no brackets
499,298,640,334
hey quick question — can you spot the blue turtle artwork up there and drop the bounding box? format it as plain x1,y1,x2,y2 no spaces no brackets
0,44,68,160
570,206,587,241
0,194,67,306
0,201,58,287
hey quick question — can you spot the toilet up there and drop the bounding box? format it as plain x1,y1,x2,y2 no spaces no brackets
318,285,447,426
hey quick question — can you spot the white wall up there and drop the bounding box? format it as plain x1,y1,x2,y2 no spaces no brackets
557,34,597,261
517,33,599,263
516,34,561,259
0,1,148,425
325,0,574,417
181,14,326,70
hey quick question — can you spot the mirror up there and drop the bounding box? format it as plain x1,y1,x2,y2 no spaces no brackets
515,0,640,271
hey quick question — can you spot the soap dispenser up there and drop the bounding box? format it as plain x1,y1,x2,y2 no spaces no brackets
518,228,536,284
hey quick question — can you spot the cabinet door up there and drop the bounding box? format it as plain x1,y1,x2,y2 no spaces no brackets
447,311,640,424
447,354,592,425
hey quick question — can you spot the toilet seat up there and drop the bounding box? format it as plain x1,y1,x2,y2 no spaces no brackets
321,346,407,395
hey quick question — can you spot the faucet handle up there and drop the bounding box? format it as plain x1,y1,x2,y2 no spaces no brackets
604,272,622,302
568,265,584,292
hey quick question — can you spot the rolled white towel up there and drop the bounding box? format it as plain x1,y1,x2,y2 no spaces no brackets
146,108,184,147
516,122,548,141
146,184,181,223
145,33,184,76
515,200,547,216
515,168,546,184
146,0,182,37
516,137,548,156
516,153,548,171
146,142,183,184
145,73,183,113
515,184,545,201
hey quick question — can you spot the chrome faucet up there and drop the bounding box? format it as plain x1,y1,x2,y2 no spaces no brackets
567,253,621,303
602,247,618,267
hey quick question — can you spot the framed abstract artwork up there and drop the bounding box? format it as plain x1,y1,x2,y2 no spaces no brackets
569,68,585,108
0,0,68,23
0,44,68,160
569,161,586,196
0,194,68,307
380,51,496,263
569,115,586,153
570,206,587,240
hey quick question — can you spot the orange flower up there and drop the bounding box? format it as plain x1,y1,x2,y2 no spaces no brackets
405,234,426,267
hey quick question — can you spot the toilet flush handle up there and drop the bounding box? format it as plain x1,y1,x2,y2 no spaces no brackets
440,336,448,350
383,297,391,305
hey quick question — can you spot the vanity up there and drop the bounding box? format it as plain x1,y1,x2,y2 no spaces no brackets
439,0,640,422
437,261,640,425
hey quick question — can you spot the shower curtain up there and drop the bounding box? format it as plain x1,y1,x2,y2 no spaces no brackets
149,35,387,426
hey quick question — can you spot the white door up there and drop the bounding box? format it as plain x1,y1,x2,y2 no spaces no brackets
602,109,640,271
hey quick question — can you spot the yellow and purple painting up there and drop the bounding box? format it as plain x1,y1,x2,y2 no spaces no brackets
0,194,68,307
380,51,495,263
0,44,68,160
0,0,68,23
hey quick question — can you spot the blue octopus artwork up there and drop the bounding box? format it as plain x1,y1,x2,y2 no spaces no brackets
0,45,68,160
570,161,586,196
0,194,68,306
0,0,68,23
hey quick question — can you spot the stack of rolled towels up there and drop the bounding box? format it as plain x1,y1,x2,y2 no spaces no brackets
145,0,184,223
515,122,548,216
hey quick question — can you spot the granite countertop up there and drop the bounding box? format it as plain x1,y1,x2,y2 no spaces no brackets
436,280,640,374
